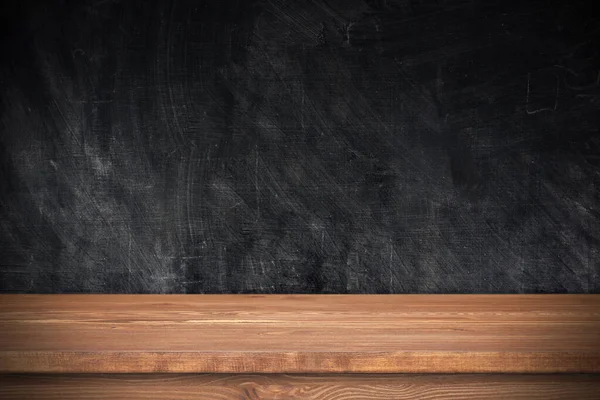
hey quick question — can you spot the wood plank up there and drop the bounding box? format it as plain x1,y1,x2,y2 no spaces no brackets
0,295,599,373
1,374,599,400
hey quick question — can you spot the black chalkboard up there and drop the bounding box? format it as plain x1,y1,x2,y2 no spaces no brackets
1,0,599,293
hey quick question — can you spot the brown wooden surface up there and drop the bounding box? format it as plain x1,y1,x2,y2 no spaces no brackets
1,374,600,400
0,295,599,373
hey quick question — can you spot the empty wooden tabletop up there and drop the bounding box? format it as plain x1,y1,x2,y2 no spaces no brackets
0,295,599,373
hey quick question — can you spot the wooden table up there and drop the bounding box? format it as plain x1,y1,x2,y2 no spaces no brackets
1,295,599,399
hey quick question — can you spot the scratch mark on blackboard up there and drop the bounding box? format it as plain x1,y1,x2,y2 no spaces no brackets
128,231,132,287
255,146,261,222
526,72,559,115
187,145,196,241
389,241,393,293
52,99,81,146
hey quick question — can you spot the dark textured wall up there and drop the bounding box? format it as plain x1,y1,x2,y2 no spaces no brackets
1,0,599,293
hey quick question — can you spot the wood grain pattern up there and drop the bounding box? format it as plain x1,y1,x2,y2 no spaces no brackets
1,374,600,400
1,295,599,373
